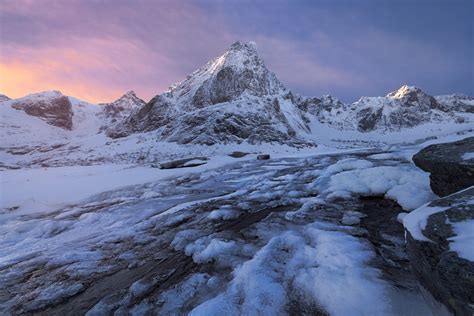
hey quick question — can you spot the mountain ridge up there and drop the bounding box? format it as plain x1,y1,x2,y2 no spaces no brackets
2,41,473,147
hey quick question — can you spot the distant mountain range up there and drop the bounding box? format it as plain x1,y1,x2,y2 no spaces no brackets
2,41,473,148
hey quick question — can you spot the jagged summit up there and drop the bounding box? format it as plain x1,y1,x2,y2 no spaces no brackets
108,41,310,146
101,90,145,108
164,40,285,110
387,85,421,98
98,90,146,125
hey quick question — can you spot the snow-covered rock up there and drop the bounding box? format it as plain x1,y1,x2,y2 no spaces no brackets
98,90,145,122
404,187,474,316
413,136,474,196
10,91,74,130
109,41,312,147
351,85,470,131
434,93,474,113
354,85,462,131
0,93,11,102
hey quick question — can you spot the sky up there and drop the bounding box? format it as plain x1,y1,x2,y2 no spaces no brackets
0,0,472,103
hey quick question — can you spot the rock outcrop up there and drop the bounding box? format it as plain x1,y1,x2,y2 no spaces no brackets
404,187,474,316
10,91,74,130
412,137,474,196
157,157,208,169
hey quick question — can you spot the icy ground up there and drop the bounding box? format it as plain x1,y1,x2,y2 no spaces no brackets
0,149,439,315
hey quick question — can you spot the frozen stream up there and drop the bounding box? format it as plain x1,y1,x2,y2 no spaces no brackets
0,151,435,315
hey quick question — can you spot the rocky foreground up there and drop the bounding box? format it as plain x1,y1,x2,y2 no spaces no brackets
4,138,461,315
405,137,474,315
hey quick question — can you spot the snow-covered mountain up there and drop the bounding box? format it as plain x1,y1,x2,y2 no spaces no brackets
0,94,11,102
0,90,146,153
1,41,473,168
299,85,474,132
351,85,473,131
98,90,145,122
9,91,75,130
109,41,312,147
108,42,473,146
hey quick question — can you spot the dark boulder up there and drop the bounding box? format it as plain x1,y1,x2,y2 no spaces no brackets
257,154,270,160
228,151,249,158
157,157,208,169
412,137,474,196
404,187,474,315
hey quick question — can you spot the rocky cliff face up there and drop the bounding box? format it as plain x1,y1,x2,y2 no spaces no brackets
108,41,312,147
405,138,474,315
413,137,474,196
404,187,474,316
10,91,74,130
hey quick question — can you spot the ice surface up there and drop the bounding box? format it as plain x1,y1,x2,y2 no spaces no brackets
190,223,392,316
315,159,434,210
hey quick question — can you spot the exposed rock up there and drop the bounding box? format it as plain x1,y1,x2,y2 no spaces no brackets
10,91,74,130
157,157,208,169
412,137,474,196
228,151,249,158
404,187,474,316
257,154,270,160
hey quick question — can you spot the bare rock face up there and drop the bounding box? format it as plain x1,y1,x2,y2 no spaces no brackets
405,188,474,316
108,41,313,147
10,91,73,130
412,137,474,196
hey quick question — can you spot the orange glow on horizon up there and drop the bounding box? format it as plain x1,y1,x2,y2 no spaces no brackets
0,62,125,103
0,38,162,103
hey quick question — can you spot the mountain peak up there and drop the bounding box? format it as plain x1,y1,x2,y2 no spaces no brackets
387,85,423,99
123,90,138,98
164,40,284,108
101,90,145,109
217,40,263,71
228,41,258,54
